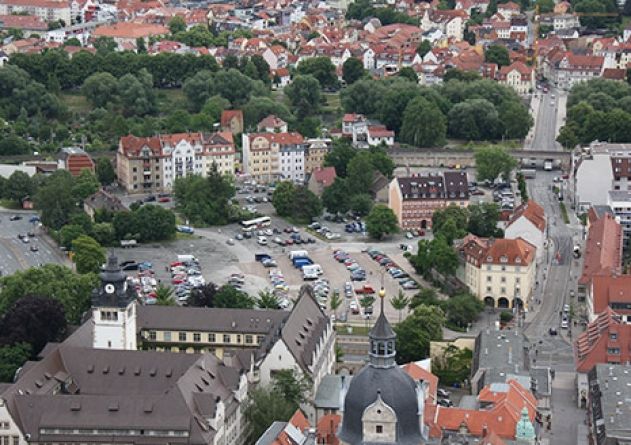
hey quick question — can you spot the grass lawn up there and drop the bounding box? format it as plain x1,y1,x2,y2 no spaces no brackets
0,199,21,210
60,92,92,114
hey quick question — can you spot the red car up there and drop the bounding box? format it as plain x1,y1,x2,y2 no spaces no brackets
172,278,184,285
355,285,376,294
284,239,294,245
159,197,171,203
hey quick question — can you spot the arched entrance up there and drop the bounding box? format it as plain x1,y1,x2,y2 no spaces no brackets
421,220,428,229
497,297,510,309
484,297,495,307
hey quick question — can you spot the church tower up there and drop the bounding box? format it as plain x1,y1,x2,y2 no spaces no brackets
92,254,138,350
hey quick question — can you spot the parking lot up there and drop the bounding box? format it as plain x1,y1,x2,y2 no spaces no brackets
0,210,69,276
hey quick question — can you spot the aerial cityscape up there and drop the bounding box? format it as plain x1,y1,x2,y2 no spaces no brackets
0,0,630,442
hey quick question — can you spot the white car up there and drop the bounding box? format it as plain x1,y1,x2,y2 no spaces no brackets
561,319,569,329
257,236,268,245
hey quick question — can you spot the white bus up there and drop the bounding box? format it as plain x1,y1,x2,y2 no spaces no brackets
241,216,271,232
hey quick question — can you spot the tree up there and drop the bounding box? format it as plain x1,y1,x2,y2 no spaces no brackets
6,171,34,203
432,345,472,386
441,293,484,329
430,236,459,276
467,203,501,237
250,55,271,83
400,97,446,147
391,290,410,322
272,181,296,217
360,295,375,314
296,56,339,89
72,169,100,201
324,139,356,177
408,287,439,310
291,186,322,223
72,235,105,274
329,291,342,316
474,147,517,183
368,146,396,178
174,167,235,226
322,178,351,215
285,75,321,118
257,290,280,309
118,69,156,116
59,224,87,248
0,264,98,324
133,205,176,242
94,36,117,53
347,152,375,192
82,72,118,108
35,170,76,230
183,70,216,112
398,66,418,83
484,45,510,67
168,16,187,34
91,222,115,246
154,284,175,306
213,69,264,107
242,96,292,129
342,57,365,85
0,296,67,357
350,194,373,217
394,304,445,363
443,69,481,83
214,285,255,309
499,101,532,140
0,343,30,383
448,99,500,140
95,157,116,185
366,205,399,240
432,206,469,236
417,40,432,57
190,283,218,307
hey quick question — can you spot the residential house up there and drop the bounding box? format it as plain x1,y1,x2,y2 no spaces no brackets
271,67,290,89
421,9,467,41
241,132,305,183
575,309,631,410
262,44,289,70
366,125,395,147
83,189,127,219
460,235,536,309
341,113,367,141
578,213,623,306
257,114,288,133
496,61,534,95
58,146,95,176
92,22,168,48
504,201,546,263
553,13,579,31
117,135,164,194
255,410,314,445
587,364,631,444
221,110,244,134
371,171,390,203
388,172,470,230
497,1,521,17
549,52,604,90
0,14,47,35
0,0,71,26
307,166,337,196
589,274,631,323
304,138,331,175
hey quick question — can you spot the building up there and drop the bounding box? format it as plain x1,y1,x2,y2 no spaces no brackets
589,274,631,323
587,364,631,444
0,343,248,445
83,189,127,220
504,201,546,263
460,235,536,309
307,166,337,196
221,110,244,134
0,14,47,35
388,172,470,230
93,22,168,48
117,132,235,193
0,0,71,26
304,138,331,175
255,410,315,445
496,61,534,95
257,114,288,133
575,308,631,409
241,132,305,183
0,164,36,178
607,190,631,248
578,213,623,307
337,291,429,444
550,53,604,90
58,146,95,177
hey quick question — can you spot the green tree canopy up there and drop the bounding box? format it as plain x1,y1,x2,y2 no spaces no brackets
484,45,510,67
296,56,339,89
0,343,31,383
474,146,517,182
366,205,399,239
95,157,116,185
342,57,365,85
285,75,321,118
214,285,255,309
35,170,76,230
400,96,446,147
394,304,445,363
72,235,106,274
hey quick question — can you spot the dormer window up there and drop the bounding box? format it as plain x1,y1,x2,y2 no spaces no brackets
500,256,508,263
515,257,521,264
486,256,493,262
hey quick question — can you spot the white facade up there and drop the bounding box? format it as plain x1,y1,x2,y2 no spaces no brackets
505,218,545,262
573,149,614,211
0,404,25,445
608,191,631,247
0,0,71,25
279,146,305,182
92,299,137,350
258,339,302,387
161,138,204,189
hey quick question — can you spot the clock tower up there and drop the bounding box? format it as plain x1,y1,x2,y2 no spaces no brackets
92,254,138,350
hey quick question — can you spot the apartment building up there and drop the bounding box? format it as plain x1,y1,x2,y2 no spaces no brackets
304,138,332,174
0,0,71,25
505,201,546,263
460,235,536,309
607,191,631,248
241,132,305,183
497,61,535,95
117,132,235,193
388,172,469,230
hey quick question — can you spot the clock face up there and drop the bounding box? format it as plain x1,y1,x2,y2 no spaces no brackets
105,284,115,294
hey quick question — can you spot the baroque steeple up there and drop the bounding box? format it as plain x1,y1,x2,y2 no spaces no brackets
92,254,135,308
368,288,397,368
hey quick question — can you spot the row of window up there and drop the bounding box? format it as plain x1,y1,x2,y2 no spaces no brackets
487,276,521,284
39,428,188,437
146,330,264,345
0,435,18,445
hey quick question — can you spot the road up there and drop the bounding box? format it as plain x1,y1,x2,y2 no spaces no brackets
0,210,69,276
526,89,567,151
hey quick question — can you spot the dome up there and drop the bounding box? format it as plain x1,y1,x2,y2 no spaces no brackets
515,407,536,440
337,364,422,445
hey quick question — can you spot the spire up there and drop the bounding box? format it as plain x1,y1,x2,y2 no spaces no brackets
369,288,396,368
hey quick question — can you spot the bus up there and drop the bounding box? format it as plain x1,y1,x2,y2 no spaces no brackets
241,216,271,232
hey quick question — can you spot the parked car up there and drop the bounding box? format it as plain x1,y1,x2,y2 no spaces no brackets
9,215,22,221
30,244,38,252
355,285,376,294
158,197,171,203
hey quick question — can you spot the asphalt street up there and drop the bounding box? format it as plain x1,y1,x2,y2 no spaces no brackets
528,90,566,151
0,209,69,277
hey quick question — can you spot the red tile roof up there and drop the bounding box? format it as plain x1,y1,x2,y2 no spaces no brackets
311,166,337,188
402,362,438,402
248,132,304,147
579,213,622,285
592,274,631,316
258,114,287,130
462,235,535,267
0,0,69,9
316,414,340,445
0,14,47,30
94,22,168,39
575,307,631,373
507,200,545,232
220,110,243,128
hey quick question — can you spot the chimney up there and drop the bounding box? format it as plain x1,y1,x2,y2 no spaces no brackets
482,424,488,437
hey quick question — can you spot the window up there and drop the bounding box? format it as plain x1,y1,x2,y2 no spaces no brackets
376,425,383,434
607,348,620,354
164,332,171,342
208,333,216,342
179,332,187,342
193,333,201,342
610,332,618,340
515,277,520,283
501,287,506,294
257,335,265,344
149,330,156,341
501,276,506,283
245,335,253,344
486,276,492,282
486,286,492,292
223,334,231,343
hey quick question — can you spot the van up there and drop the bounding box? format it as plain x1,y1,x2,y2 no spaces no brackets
303,264,323,276
177,255,198,263
289,250,309,260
